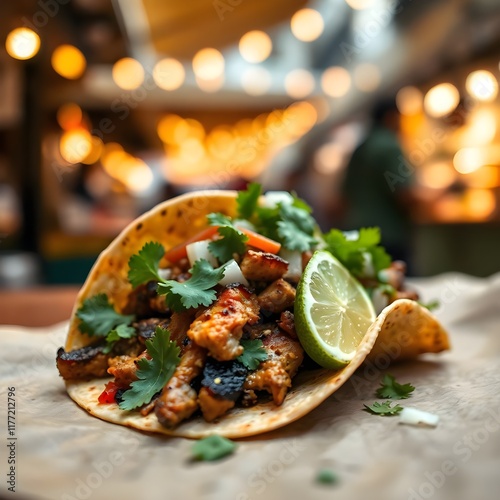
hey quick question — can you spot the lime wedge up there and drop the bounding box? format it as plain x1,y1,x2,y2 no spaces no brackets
295,250,376,369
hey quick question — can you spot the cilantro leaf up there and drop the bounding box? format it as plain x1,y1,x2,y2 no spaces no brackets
103,324,136,354
128,242,165,288
324,227,391,277
316,469,338,485
277,220,317,252
363,401,403,416
209,226,249,263
236,182,262,219
76,294,135,337
418,299,440,312
376,374,415,399
191,435,237,461
119,327,181,411
237,339,268,370
157,259,226,312
207,212,233,227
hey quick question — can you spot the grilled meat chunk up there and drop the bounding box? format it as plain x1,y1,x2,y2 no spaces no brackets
124,281,168,317
240,250,288,282
134,318,170,341
187,285,260,361
56,344,109,381
169,311,196,353
198,388,236,422
199,358,247,421
154,342,207,428
244,322,278,340
243,331,304,406
278,310,297,339
107,351,148,388
257,279,296,314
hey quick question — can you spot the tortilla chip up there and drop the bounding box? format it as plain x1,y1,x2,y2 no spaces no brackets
62,191,449,438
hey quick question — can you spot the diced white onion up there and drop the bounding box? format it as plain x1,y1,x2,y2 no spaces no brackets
399,407,439,427
261,191,294,209
186,240,218,268
361,251,375,278
343,230,359,241
280,248,302,282
371,287,389,315
158,268,172,280
218,259,249,287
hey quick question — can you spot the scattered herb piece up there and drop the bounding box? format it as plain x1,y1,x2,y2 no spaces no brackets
276,202,318,252
316,469,338,485
323,227,392,277
103,324,136,353
363,401,404,416
237,339,268,370
376,374,415,400
191,435,237,461
76,294,135,337
119,327,181,411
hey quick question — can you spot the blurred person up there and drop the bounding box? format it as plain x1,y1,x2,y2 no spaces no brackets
339,98,417,269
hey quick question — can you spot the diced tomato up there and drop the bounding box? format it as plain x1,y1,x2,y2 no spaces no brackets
98,381,120,404
237,227,281,254
164,225,219,263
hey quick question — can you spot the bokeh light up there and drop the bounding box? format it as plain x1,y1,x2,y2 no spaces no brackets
60,129,92,164
344,0,375,9
424,83,460,118
284,69,315,99
353,63,381,92
81,136,103,165
5,28,40,60
51,45,87,79
453,147,487,174
321,66,351,98
291,9,324,42
112,58,145,90
465,70,498,102
239,31,272,63
57,103,83,130
153,58,185,91
315,143,345,174
418,161,457,189
192,48,225,80
396,86,424,116
464,189,496,219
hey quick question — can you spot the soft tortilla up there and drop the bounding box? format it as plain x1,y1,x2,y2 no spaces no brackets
63,191,449,438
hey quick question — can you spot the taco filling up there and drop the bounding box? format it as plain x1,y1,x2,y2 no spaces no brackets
56,184,443,434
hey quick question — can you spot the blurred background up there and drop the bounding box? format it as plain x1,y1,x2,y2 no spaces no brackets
1,0,500,288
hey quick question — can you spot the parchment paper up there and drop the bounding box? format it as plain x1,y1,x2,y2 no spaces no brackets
1,273,500,500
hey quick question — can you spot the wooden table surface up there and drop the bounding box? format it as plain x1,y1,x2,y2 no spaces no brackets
0,286,80,327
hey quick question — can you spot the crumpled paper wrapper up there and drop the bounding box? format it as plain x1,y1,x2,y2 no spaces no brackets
1,273,500,500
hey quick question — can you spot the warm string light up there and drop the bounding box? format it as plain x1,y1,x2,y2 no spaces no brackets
5,28,40,60
51,45,86,79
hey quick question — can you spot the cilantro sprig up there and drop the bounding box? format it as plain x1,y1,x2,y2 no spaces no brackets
119,327,181,411
323,227,391,278
237,339,268,370
363,401,403,416
127,242,227,312
207,213,249,263
236,182,261,220
103,324,136,354
376,374,415,400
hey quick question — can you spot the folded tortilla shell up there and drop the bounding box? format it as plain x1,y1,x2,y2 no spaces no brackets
63,191,449,438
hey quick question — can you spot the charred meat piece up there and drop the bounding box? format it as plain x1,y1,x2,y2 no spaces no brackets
201,358,248,401
243,330,304,406
169,311,196,353
56,344,109,381
257,279,296,314
277,311,297,339
187,285,260,361
107,351,148,388
134,318,170,341
154,342,207,428
123,281,168,318
240,250,288,282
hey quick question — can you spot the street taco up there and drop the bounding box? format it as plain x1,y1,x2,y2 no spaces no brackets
57,186,449,438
